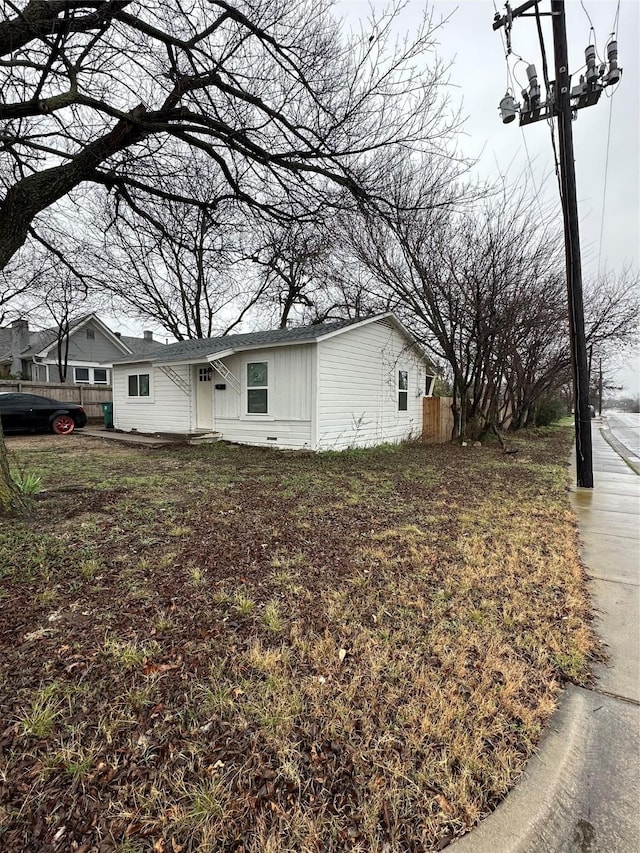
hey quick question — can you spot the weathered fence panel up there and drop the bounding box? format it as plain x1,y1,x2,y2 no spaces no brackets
0,380,112,420
422,396,454,444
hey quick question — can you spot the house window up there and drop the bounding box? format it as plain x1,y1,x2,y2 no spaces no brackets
94,368,108,384
398,370,408,411
74,367,90,383
86,329,95,340
247,361,268,414
199,367,212,382
128,373,150,397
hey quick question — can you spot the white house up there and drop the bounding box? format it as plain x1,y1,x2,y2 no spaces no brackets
111,313,436,451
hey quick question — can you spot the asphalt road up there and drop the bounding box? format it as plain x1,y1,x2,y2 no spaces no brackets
605,411,640,459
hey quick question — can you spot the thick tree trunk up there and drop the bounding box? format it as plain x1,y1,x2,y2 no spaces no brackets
0,106,147,269
0,424,33,517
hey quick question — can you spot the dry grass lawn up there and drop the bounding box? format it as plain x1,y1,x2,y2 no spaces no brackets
0,427,601,852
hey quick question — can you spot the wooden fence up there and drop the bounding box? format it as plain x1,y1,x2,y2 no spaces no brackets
0,380,112,420
422,396,454,444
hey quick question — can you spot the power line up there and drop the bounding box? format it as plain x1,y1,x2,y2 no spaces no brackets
612,0,621,35
533,1,563,203
596,86,614,278
579,0,602,63
596,0,621,277
492,2,547,222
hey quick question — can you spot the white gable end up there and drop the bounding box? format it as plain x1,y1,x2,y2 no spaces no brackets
315,317,426,450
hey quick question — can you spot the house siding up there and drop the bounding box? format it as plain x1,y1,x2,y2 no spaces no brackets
212,345,313,449
113,362,192,433
316,318,426,450
50,323,126,364
110,317,431,451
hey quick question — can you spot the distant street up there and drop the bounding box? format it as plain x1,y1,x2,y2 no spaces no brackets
605,412,640,460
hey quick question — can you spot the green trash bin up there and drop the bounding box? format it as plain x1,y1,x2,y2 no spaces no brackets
101,401,114,429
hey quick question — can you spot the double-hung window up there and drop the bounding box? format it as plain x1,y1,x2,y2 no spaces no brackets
128,373,150,397
247,362,268,414
398,370,408,411
74,366,109,384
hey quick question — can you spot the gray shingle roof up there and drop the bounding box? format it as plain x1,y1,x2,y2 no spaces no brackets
119,335,166,357
114,317,365,365
0,313,167,359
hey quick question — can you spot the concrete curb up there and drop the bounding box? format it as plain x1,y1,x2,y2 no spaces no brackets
599,424,640,475
449,686,591,853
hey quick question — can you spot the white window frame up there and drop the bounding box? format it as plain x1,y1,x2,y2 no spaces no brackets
245,360,270,416
398,370,408,412
127,372,152,401
72,365,110,384
74,366,91,383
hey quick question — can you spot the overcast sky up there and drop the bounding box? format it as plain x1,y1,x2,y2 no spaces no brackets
339,0,639,393
121,0,640,394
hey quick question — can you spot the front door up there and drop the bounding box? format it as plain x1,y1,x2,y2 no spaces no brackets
195,365,214,430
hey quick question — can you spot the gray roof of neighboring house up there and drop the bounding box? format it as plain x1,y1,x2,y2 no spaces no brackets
113,317,371,366
21,329,66,357
118,335,166,357
0,314,166,361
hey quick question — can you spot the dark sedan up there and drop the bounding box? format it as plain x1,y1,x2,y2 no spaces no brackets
0,392,87,434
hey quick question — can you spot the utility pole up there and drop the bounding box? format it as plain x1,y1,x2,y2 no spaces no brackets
550,0,593,487
492,0,620,488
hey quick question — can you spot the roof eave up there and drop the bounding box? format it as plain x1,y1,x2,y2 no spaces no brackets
35,314,134,358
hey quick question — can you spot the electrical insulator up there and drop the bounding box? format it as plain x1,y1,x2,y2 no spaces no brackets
499,92,518,123
526,64,540,107
585,45,599,87
605,39,621,85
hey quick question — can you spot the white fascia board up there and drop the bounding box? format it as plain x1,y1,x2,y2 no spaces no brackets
58,359,113,368
116,359,153,369
384,315,436,369
316,312,435,369
209,339,317,358
205,348,235,362
312,313,392,344
149,349,236,369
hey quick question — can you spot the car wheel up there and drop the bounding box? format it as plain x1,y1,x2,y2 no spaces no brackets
52,414,75,435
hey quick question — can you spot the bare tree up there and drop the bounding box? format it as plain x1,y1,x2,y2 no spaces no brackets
347,169,568,438
0,0,459,269
0,243,54,323
95,189,247,339
246,214,332,329
350,171,638,439
0,0,461,515
41,269,93,382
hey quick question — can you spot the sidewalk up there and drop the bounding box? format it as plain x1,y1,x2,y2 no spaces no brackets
451,419,640,852
78,426,175,446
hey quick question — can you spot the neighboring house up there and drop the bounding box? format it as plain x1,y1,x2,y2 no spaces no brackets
112,313,437,451
0,314,163,384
